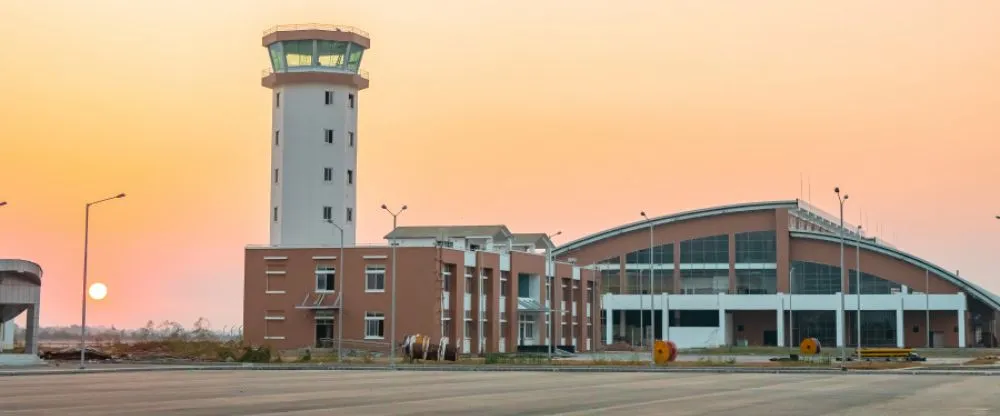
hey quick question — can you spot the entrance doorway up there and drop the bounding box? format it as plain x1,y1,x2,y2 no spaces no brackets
315,319,335,348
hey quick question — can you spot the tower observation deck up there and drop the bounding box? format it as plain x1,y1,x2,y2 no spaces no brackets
261,24,370,247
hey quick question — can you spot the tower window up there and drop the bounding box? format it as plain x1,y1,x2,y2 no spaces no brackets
274,130,279,146
324,91,333,105
324,129,334,144
275,92,280,108
346,207,353,222
273,206,278,222
348,131,354,147
347,169,353,185
274,168,279,183
322,206,332,221
348,93,355,108
323,168,333,182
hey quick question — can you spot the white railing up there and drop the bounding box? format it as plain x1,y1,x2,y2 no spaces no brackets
262,24,370,39
261,67,370,80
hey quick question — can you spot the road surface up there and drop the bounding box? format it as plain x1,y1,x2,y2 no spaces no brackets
0,370,996,415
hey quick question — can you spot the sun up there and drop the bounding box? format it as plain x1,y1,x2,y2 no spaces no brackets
89,282,108,300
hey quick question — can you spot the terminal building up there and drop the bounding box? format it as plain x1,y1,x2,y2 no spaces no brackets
554,200,1000,349
242,24,999,353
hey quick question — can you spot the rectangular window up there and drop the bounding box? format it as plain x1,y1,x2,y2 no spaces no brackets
275,92,280,108
365,311,384,339
349,133,355,147
274,168,279,183
322,206,332,220
324,129,334,144
274,130,279,146
316,265,336,291
273,206,278,222
347,169,353,185
365,264,386,292
324,91,333,105
324,168,333,182
346,207,353,222
348,93,355,108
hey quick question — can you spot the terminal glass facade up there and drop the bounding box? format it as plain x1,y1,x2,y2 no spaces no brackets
680,235,729,264
734,231,777,263
791,261,842,294
848,270,906,294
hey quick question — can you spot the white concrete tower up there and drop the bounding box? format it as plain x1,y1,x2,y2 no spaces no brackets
261,25,370,246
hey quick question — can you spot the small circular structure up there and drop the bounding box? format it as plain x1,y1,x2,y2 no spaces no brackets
799,337,822,355
653,339,678,365
1,259,42,360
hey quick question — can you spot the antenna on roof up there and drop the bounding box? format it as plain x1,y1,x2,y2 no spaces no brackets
807,175,812,203
799,173,803,200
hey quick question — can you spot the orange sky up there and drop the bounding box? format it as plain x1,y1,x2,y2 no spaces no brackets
2,0,999,329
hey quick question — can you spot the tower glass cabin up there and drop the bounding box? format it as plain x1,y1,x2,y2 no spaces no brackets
261,25,370,247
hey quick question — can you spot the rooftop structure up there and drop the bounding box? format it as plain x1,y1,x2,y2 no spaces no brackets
0,259,43,365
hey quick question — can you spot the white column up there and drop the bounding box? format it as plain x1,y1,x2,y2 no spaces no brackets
717,293,727,347
662,293,670,341
958,311,967,348
836,292,845,347
605,305,613,345
776,293,785,347
895,296,905,348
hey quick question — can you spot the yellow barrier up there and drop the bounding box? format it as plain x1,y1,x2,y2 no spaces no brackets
857,348,912,359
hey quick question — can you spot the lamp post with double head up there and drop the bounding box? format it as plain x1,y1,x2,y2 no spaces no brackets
546,231,561,360
834,187,848,366
81,193,126,369
326,219,346,362
380,204,406,368
640,211,655,366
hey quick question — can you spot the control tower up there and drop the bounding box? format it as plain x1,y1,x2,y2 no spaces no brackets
261,24,370,246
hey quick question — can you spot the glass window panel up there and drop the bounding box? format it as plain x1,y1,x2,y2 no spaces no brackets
283,40,314,67
317,40,348,67
346,43,364,71
735,269,777,294
268,43,285,71
680,235,729,264
791,261,842,294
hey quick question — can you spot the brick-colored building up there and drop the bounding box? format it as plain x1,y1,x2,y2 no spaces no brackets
244,226,601,353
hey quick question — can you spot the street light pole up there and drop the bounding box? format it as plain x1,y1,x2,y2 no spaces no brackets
380,204,406,368
640,211,655,366
546,231,561,361
326,219,346,362
855,225,862,355
834,187,848,367
80,193,126,369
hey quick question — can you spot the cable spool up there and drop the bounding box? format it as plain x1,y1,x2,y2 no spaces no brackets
800,337,822,355
653,340,678,365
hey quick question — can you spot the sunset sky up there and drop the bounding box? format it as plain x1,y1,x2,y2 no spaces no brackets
1,0,999,330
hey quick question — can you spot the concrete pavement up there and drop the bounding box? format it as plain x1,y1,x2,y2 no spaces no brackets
1,370,998,415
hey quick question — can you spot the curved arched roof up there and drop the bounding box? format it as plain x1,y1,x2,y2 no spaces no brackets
553,200,799,256
0,259,42,286
791,231,1000,310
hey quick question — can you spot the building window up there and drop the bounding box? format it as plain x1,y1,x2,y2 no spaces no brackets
680,235,729,264
272,206,278,222
274,130,279,146
601,270,621,294
625,244,673,265
500,270,509,297
735,269,777,294
791,261,842,295
364,311,384,339
680,269,729,294
324,129,334,144
348,93,355,108
365,264,385,292
322,206,332,221
347,169,353,185
275,92,280,108
735,231,777,263
349,132,355,147
274,168,279,183
316,265,336,291
848,270,905,295
346,207,353,222
324,168,333,182
325,91,333,105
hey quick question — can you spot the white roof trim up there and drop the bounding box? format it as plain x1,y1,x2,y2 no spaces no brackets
554,200,799,256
